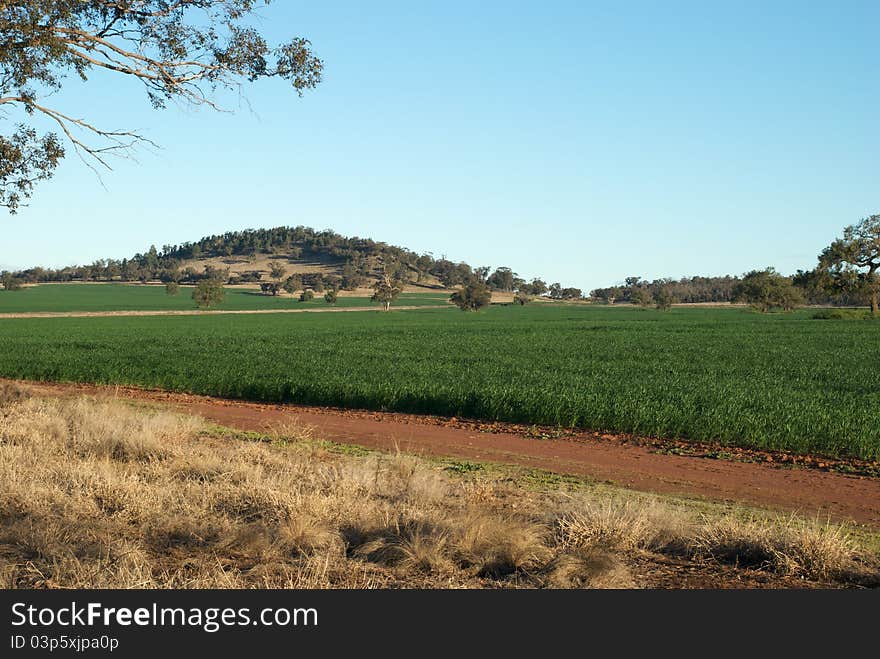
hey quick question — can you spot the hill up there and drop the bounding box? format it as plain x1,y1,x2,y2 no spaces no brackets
7,226,562,297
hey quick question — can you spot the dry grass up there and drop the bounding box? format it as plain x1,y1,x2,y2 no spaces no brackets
691,514,860,581
0,387,876,589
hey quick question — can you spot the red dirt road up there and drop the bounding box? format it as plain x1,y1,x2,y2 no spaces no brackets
14,380,880,528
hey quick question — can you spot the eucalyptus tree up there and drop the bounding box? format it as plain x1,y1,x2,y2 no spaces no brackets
819,215,880,315
1,1,322,212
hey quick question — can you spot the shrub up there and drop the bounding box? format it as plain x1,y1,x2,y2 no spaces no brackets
324,289,338,305
165,282,179,296
299,289,315,302
813,308,877,321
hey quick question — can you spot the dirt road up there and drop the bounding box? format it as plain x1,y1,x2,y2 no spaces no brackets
12,379,880,527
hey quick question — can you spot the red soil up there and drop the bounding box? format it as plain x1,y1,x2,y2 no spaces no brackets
13,380,880,528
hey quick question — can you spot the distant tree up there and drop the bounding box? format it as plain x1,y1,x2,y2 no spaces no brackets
269,262,287,281
733,268,804,313
192,279,225,309
818,214,880,316
371,275,402,311
283,275,303,295
525,278,548,296
513,291,532,306
1,272,23,291
451,279,492,311
299,289,315,302
260,282,281,296
474,266,491,282
548,283,563,299
203,265,229,283
324,289,338,305
486,267,516,292
1,1,322,213
630,287,654,308
654,286,676,311
165,282,179,296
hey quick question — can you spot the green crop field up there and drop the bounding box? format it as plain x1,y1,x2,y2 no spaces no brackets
0,284,449,313
0,304,877,460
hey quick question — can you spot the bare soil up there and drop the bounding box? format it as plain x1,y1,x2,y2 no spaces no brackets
14,380,880,528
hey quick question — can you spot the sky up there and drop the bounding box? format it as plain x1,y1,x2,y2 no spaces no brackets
2,0,878,291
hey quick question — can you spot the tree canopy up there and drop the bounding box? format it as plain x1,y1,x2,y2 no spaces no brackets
1,1,322,212
450,279,492,311
732,268,804,313
818,214,880,315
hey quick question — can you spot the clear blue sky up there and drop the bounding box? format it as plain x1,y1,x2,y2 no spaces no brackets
3,1,878,291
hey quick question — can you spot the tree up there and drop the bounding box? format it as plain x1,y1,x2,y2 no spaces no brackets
1,2,322,213
451,279,492,311
165,281,179,296
269,262,286,281
299,289,314,302
513,291,532,306
1,272,23,290
818,214,880,316
283,274,302,295
732,268,804,313
486,267,516,292
527,278,548,296
260,282,281,296
324,289,338,305
371,274,401,311
630,287,653,308
654,286,675,311
192,279,224,308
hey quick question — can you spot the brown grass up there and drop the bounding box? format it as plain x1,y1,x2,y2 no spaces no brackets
0,390,876,589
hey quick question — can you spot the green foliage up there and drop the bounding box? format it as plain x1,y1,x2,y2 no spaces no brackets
283,275,302,295
818,214,880,315
732,268,804,312
165,282,179,296
513,292,532,306
630,288,654,308
1,1,322,212
1,306,879,460
654,287,676,311
371,275,402,311
269,262,286,281
812,308,878,321
451,280,492,311
324,289,338,305
299,289,315,302
192,279,225,308
486,267,516,292
1,273,23,291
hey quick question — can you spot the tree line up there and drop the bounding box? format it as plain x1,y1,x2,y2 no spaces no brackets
589,214,879,314
3,215,877,316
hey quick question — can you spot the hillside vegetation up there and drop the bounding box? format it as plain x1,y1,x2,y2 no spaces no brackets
5,226,578,297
